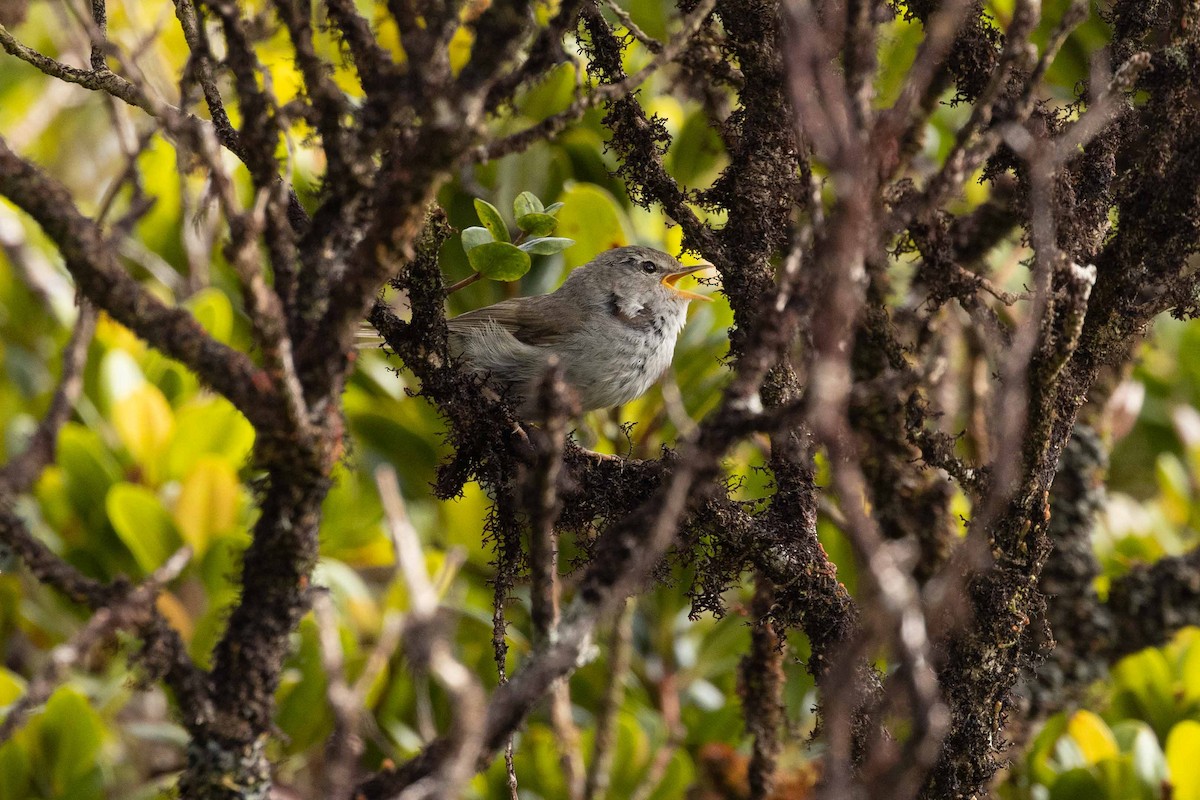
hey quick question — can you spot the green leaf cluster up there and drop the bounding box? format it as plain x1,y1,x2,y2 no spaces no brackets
1005,629,1200,800
0,684,108,800
461,194,574,281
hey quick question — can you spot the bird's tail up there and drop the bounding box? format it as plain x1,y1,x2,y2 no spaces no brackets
355,323,385,349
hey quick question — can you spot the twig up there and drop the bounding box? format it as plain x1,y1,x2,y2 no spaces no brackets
314,590,362,799
742,578,784,800
0,22,157,113
583,599,633,800
225,189,314,443
0,136,281,432
628,657,683,800
528,363,586,799
601,0,662,51
0,302,96,496
376,466,487,800
0,547,191,745
446,272,484,295
481,0,718,161
952,260,1032,306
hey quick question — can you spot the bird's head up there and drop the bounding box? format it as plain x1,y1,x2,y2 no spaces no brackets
574,246,713,311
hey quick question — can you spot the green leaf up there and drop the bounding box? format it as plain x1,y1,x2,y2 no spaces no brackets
516,212,558,237
113,382,175,483
1155,452,1191,524
318,465,388,563
473,198,510,243
644,748,695,800
521,724,569,797
1049,768,1106,800
58,424,122,527
185,287,235,345
0,668,24,705
667,109,726,184
0,741,31,800
519,236,574,255
40,687,105,795
466,241,531,281
461,226,494,251
165,398,255,480
544,202,564,215
1167,720,1200,800
1180,631,1200,705
174,457,242,553
275,617,334,753
1068,710,1119,765
1113,648,1178,738
513,191,544,217
552,183,630,268
1113,721,1168,795
106,482,183,574
1029,714,1071,786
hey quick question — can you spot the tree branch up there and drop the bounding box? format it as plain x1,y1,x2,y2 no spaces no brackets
0,137,282,432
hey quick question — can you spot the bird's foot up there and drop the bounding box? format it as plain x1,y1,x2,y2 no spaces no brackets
509,422,535,458
575,446,624,463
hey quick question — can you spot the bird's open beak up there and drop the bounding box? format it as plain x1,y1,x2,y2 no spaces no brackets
662,262,714,302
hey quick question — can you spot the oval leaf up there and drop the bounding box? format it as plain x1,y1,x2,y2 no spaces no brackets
516,213,558,237
553,183,630,268
1167,720,1200,800
461,226,494,252
519,237,575,255
1049,767,1106,800
113,383,175,481
473,198,510,243
41,687,105,794
174,457,242,553
0,668,24,705
165,398,255,479
185,287,235,345
58,424,122,526
513,191,544,217
0,734,32,799
107,482,183,574
1112,721,1168,791
467,241,531,281
544,202,564,215
1067,710,1119,765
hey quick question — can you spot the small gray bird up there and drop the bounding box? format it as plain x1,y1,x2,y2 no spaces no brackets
448,246,710,415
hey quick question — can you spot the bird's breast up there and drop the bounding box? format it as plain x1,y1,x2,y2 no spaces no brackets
562,311,684,410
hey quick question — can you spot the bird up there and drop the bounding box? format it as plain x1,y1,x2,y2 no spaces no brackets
446,245,711,416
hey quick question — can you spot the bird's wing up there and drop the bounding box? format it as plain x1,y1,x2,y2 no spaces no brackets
447,295,581,348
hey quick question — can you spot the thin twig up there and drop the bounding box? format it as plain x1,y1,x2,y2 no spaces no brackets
528,362,586,799
628,660,684,800
480,0,718,161
601,0,662,51
743,578,784,800
446,272,484,295
585,599,635,800
0,547,192,745
0,303,96,496
314,590,363,799
0,136,281,431
376,466,487,800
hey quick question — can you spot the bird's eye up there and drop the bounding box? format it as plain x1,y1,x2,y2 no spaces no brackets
640,260,657,274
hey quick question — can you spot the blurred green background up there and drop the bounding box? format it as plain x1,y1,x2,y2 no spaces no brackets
1,0,1198,797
